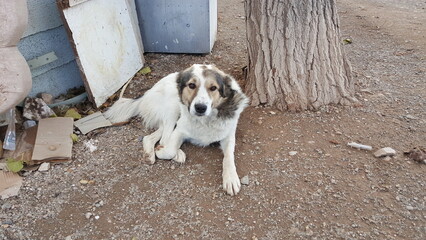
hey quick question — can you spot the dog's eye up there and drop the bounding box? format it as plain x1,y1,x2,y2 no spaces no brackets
209,86,217,91
188,83,196,89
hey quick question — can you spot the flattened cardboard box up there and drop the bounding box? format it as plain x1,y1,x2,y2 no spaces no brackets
0,171,23,199
31,117,74,161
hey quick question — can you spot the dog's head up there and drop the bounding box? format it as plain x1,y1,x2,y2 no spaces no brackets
177,64,235,117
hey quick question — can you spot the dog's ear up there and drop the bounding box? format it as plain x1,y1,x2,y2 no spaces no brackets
176,69,193,94
219,75,234,98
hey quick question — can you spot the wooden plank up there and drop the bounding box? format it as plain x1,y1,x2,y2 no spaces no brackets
58,0,144,107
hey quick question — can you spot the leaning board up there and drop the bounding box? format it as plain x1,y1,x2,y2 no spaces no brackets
58,0,144,107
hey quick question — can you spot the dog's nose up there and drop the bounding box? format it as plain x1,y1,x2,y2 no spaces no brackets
194,104,207,114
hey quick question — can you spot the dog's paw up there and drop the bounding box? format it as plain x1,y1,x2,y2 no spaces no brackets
143,152,156,165
155,146,176,160
172,149,186,163
222,170,241,196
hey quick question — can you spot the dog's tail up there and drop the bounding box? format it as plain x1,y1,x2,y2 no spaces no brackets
103,97,142,123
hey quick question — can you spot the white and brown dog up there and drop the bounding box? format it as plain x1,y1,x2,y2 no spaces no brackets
104,64,249,195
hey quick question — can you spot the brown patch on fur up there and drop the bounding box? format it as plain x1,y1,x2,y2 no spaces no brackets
205,77,225,108
180,78,199,107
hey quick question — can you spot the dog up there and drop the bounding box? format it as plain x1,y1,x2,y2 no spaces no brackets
104,64,249,195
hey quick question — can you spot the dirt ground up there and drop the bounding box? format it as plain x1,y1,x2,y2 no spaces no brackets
1,0,425,239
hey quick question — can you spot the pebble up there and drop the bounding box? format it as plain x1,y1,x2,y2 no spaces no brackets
80,179,89,185
94,215,100,220
240,176,249,185
2,219,13,225
374,147,396,158
406,205,414,211
94,200,104,208
65,236,72,240
403,115,416,120
85,212,93,219
38,162,50,172
289,151,298,156
1,203,12,210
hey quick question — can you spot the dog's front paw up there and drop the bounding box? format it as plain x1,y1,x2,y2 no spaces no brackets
222,170,241,196
155,146,176,160
143,151,156,165
172,149,186,163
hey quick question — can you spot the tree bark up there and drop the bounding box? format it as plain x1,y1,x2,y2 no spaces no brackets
245,0,358,111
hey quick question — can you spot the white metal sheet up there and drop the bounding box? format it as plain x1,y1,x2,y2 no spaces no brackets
63,0,144,107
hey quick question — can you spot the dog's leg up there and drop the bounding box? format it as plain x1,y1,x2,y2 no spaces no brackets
220,128,241,196
159,120,175,146
155,129,186,163
142,128,162,164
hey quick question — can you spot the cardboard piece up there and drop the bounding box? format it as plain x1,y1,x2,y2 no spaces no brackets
57,0,144,107
31,117,74,162
0,171,23,199
74,112,112,134
1,125,37,162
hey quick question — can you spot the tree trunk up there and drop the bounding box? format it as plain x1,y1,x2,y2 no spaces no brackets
245,0,358,111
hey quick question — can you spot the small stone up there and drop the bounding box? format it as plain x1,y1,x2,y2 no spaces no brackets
94,215,100,220
289,151,298,156
240,176,249,185
38,162,50,172
404,115,416,120
2,219,13,225
85,212,92,219
65,236,72,240
1,203,12,210
269,111,276,115
383,156,392,162
94,200,104,208
406,205,414,211
80,179,89,185
374,147,396,158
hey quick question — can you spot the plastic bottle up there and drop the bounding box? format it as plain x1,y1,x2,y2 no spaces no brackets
3,108,16,151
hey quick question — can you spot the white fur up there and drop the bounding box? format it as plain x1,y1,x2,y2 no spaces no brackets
104,64,248,195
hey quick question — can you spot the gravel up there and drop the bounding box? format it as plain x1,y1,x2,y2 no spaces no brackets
1,0,425,239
